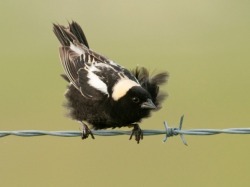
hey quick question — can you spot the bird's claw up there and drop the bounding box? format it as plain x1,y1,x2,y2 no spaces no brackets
81,123,95,140
129,124,143,144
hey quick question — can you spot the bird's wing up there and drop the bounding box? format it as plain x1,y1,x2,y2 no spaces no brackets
54,22,139,100
59,47,80,89
59,46,112,100
131,67,169,108
59,43,139,100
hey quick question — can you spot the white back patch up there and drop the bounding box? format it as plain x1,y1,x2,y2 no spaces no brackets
70,43,83,55
112,79,140,101
87,65,109,95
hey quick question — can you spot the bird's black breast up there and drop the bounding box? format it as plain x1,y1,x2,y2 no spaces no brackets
64,83,150,129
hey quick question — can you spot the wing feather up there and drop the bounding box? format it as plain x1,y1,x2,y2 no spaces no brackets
59,47,80,89
54,21,140,101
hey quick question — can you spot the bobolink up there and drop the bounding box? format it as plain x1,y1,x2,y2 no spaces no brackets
53,21,168,143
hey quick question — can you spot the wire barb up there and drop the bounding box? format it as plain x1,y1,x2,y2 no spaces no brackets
163,115,188,145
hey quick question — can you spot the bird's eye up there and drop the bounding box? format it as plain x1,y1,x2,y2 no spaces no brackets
132,97,140,103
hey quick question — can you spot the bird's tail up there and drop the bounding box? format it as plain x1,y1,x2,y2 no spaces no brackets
53,21,89,48
69,21,89,48
53,23,76,46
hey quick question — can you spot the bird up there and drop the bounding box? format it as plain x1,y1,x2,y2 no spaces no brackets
53,21,169,143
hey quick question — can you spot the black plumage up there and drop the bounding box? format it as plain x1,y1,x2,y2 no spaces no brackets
53,21,169,143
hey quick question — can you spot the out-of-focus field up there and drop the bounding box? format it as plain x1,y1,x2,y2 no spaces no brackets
0,1,250,186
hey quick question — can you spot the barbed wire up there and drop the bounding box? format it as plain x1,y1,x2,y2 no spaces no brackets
1,116,250,145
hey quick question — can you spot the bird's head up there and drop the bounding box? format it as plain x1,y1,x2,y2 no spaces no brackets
111,79,156,122
122,86,156,110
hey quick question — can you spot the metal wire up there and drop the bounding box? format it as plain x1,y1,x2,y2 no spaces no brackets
1,116,250,145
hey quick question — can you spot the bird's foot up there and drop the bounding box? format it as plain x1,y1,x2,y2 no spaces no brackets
81,122,95,140
129,124,143,144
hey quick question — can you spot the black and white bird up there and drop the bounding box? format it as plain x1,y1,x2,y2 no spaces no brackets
53,21,168,143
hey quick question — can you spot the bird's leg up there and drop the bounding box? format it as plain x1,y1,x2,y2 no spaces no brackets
129,123,143,144
80,122,95,140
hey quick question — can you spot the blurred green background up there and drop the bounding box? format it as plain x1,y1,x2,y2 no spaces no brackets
1,0,250,186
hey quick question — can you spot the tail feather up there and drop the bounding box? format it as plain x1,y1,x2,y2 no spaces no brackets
53,23,77,46
53,21,89,48
69,21,89,48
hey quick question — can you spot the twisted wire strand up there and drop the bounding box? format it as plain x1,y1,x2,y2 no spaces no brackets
1,116,250,145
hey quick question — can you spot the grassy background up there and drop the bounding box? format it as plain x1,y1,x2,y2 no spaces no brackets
1,0,250,186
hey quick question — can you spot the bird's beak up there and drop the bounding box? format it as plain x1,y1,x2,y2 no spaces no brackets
141,99,156,109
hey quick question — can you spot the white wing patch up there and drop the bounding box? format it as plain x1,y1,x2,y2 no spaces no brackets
112,78,140,101
86,65,109,96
